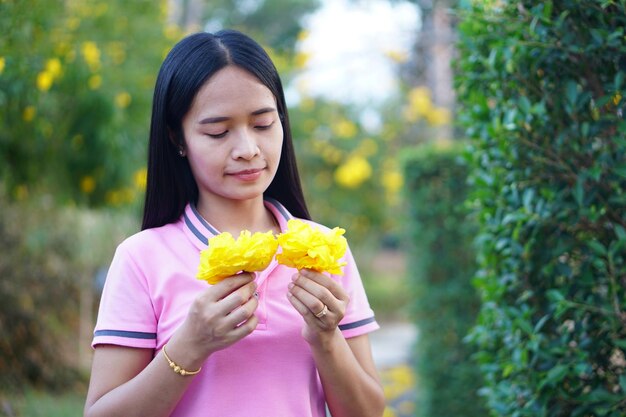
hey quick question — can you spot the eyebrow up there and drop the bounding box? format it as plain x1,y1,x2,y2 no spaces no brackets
198,107,277,124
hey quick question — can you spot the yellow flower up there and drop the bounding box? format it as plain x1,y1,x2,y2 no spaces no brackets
425,107,451,126
115,91,132,108
197,230,278,284
80,176,96,194
382,170,403,194
294,51,311,69
334,155,372,189
22,106,36,122
88,74,102,90
133,168,147,190
81,41,101,71
36,71,53,91
276,219,347,275
0,57,5,74
332,118,358,139
405,86,432,122
45,58,62,79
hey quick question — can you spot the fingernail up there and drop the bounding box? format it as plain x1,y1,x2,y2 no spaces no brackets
288,282,294,290
253,291,259,298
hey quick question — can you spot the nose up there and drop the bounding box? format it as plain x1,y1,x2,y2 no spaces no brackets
231,129,260,160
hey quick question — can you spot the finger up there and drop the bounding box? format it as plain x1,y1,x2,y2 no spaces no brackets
223,313,259,343
299,269,349,302
288,281,327,317
291,273,336,307
206,272,256,302
286,291,318,324
222,294,259,329
219,280,258,312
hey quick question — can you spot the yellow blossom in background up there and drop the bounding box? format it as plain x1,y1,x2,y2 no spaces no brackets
164,24,183,41
297,30,310,42
45,58,62,78
115,91,132,108
0,57,5,74
321,145,343,165
36,71,53,92
425,107,452,126
105,188,135,206
197,231,278,284
334,155,372,189
382,170,403,195
22,106,36,122
405,86,432,122
384,49,408,63
14,185,28,201
382,167,404,206
94,3,108,17
80,176,96,194
332,118,358,139
88,74,102,90
294,51,311,69
133,168,147,190
66,16,80,31
55,41,71,57
107,42,126,65
356,138,378,157
81,41,101,71
276,219,347,275
614,93,622,106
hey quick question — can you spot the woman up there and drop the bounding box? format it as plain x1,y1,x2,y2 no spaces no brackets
84,29,385,417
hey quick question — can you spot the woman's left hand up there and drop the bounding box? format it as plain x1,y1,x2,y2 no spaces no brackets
287,269,350,345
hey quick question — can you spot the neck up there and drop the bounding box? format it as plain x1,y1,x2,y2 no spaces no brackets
196,196,278,235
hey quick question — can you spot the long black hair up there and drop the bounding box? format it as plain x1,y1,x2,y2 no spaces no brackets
142,30,310,230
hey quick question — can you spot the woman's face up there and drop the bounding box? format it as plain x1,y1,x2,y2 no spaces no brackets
181,65,283,208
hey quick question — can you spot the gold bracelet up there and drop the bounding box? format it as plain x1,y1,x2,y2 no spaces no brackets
162,345,202,376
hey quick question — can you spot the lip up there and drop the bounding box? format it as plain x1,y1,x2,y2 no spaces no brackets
226,167,265,181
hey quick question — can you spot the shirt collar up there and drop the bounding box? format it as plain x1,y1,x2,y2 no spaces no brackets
182,198,293,250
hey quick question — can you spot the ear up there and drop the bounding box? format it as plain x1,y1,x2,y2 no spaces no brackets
168,127,186,157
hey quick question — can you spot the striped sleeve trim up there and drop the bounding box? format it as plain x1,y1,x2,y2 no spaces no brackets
94,329,157,340
338,316,377,331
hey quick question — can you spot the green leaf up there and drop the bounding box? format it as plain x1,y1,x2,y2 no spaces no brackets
588,240,607,256
575,176,584,206
615,71,624,90
539,364,569,389
614,167,626,179
566,81,579,106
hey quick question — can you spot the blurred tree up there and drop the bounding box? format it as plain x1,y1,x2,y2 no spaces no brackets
169,0,320,51
0,0,172,207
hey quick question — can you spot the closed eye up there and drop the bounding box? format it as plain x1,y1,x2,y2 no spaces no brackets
207,131,228,139
254,121,274,130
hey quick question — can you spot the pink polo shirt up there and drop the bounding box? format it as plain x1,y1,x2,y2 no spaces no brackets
93,198,379,417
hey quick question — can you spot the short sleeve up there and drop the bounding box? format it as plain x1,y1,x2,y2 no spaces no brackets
335,245,379,338
92,239,157,349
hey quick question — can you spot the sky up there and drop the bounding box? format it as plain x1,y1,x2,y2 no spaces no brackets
291,0,421,107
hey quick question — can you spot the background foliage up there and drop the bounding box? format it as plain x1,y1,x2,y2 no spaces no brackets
402,141,487,417
456,1,626,415
0,0,172,207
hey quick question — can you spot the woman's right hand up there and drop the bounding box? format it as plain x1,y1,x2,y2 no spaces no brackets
166,272,259,369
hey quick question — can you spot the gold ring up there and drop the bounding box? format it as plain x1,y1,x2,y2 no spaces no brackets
314,304,328,318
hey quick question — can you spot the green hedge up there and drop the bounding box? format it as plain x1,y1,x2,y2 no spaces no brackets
402,141,487,417
456,1,626,416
